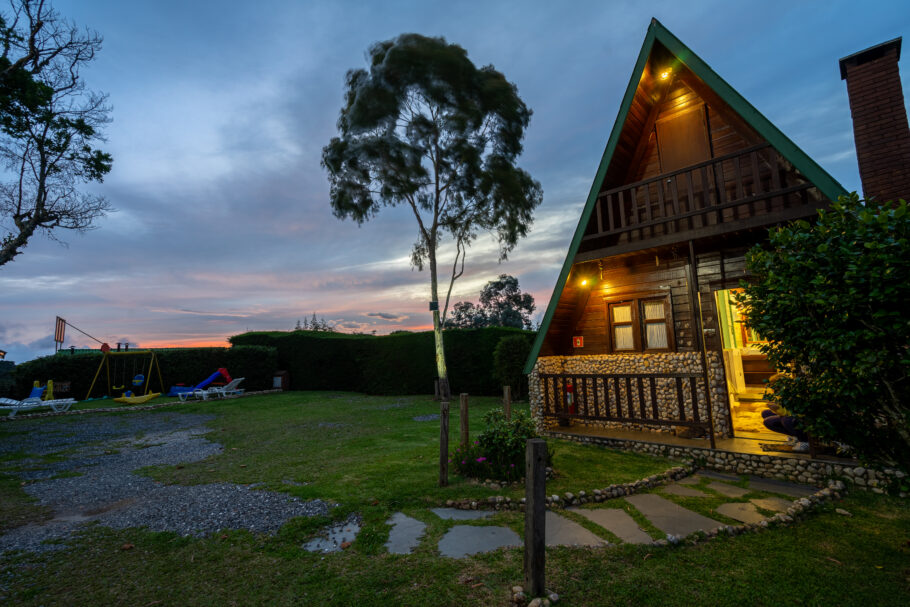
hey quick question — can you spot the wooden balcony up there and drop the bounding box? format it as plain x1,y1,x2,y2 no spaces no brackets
576,143,828,259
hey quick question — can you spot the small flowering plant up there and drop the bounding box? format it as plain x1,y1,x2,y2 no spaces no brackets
450,408,543,482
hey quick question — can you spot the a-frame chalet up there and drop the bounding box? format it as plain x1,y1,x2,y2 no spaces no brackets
523,19,854,455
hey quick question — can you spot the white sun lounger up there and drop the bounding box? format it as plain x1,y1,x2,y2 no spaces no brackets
208,378,245,398
0,397,76,418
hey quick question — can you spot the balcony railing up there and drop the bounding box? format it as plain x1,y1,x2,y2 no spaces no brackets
539,372,716,448
581,143,820,253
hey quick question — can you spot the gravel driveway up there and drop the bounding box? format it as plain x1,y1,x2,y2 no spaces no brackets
0,412,329,554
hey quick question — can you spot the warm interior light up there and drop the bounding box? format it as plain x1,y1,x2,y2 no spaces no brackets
580,279,588,286
659,69,671,80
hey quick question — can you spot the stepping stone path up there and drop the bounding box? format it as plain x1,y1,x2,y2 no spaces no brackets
385,513,426,554
308,473,818,558
571,508,653,545
625,493,723,537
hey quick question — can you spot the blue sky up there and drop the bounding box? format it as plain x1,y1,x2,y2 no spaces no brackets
1,0,908,362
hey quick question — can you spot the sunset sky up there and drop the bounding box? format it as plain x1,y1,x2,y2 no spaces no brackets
1,0,908,363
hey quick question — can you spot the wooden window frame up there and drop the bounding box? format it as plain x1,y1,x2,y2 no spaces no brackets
603,291,676,353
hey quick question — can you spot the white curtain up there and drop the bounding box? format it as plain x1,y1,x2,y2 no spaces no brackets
642,301,664,320
612,304,632,323
646,323,668,349
614,326,634,350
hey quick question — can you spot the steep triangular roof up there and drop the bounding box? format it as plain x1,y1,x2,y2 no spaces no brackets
523,18,847,373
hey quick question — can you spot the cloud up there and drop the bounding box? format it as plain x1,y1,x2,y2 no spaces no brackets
365,312,408,322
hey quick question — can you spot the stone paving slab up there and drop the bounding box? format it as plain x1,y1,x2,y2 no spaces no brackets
706,481,750,498
661,483,707,497
437,525,520,558
716,502,765,524
625,493,723,537
677,475,701,485
750,496,794,513
385,512,426,554
431,507,493,520
546,511,606,547
746,476,817,498
570,508,653,545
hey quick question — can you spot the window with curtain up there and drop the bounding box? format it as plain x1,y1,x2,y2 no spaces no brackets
605,295,674,353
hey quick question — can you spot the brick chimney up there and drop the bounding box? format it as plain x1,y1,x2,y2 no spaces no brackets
840,38,910,202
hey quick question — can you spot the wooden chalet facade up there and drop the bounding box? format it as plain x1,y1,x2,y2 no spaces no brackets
524,20,849,448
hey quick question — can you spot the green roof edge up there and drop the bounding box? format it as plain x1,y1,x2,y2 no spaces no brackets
523,18,848,374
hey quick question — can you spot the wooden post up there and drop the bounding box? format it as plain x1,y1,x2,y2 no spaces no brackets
433,379,440,401
503,385,512,421
459,393,469,450
439,399,450,487
524,438,546,597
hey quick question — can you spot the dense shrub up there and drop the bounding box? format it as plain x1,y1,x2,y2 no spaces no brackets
11,346,277,399
493,334,533,398
451,408,540,482
230,327,535,396
740,194,910,473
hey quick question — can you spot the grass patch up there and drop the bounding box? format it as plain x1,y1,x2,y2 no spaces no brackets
0,472,51,532
1,391,908,606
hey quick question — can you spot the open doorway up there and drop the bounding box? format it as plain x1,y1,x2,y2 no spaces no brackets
714,288,783,442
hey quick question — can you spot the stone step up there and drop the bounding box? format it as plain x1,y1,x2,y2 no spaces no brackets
570,507,653,544
625,493,723,537
437,525,520,558
715,502,765,524
545,511,606,547
385,512,426,554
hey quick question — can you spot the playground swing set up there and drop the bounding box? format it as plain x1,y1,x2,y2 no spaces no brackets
85,349,165,404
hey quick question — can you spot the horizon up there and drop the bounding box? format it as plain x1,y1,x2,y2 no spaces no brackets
2,0,908,364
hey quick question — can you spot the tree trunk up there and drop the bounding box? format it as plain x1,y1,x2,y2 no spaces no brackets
429,247,450,399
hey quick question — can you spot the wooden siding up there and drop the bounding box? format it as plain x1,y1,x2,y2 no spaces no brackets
543,244,759,357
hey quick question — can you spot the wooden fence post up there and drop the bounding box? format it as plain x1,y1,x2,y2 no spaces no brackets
524,438,546,597
433,379,440,401
459,393,469,450
503,385,512,420
439,399,450,487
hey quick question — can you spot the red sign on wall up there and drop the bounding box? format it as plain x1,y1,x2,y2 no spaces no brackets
573,336,584,348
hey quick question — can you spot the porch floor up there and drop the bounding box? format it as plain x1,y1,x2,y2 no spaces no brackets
551,423,855,463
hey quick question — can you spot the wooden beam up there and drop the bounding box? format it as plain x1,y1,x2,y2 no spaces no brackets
622,78,672,184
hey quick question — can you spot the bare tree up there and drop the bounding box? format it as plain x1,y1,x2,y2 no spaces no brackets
0,0,112,267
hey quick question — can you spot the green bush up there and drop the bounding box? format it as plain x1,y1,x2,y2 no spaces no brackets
451,408,540,482
740,194,910,473
493,334,533,398
230,327,535,396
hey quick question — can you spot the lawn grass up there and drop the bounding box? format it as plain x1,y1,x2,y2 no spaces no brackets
1,391,908,606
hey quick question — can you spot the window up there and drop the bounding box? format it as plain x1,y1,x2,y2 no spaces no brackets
605,294,675,353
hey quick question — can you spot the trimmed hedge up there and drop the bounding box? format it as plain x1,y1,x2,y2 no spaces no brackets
8,346,277,400
229,327,535,396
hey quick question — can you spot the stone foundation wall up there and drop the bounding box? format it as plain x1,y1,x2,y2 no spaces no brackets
529,353,730,437
545,429,906,492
